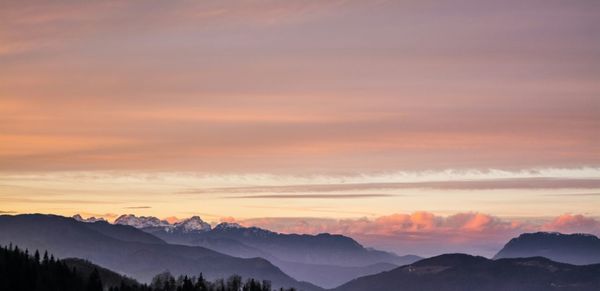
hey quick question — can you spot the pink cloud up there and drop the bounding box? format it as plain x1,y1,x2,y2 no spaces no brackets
543,214,600,234
235,212,527,237
232,212,599,257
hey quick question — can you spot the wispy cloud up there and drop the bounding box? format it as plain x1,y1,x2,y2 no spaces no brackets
226,193,396,199
242,205,379,216
181,178,600,195
544,193,600,197
0,197,118,204
1,1,598,173
0,1,598,237
124,206,152,209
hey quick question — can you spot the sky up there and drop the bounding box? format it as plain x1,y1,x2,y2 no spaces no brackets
1,0,599,256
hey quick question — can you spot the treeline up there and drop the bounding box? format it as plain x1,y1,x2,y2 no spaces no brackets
139,272,294,291
0,244,297,291
0,243,95,291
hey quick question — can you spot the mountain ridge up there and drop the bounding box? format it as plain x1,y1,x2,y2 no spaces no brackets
493,232,600,265
333,253,600,291
131,215,420,287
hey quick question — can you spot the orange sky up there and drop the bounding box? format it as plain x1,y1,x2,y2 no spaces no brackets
1,0,599,255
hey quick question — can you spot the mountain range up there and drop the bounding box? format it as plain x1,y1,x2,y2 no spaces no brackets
2,213,600,290
70,214,600,288
112,214,419,288
112,214,419,266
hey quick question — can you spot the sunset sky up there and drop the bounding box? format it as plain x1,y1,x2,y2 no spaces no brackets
1,0,599,256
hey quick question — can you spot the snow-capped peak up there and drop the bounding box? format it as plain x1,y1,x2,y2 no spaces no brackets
113,214,213,233
174,216,211,232
73,214,107,223
114,214,170,228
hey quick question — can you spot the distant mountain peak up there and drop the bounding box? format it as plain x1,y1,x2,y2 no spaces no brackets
174,216,211,232
114,214,170,228
494,231,600,265
72,214,107,223
114,214,214,233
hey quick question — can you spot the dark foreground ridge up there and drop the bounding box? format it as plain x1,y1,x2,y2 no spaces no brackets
333,253,600,291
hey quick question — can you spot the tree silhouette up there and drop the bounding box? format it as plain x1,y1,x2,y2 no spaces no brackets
87,268,103,291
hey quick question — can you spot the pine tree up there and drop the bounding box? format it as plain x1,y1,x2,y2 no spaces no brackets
34,250,40,263
195,273,208,291
86,268,103,291
43,250,49,264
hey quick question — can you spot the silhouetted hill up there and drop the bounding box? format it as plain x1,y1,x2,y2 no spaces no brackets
206,223,412,266
274,261,398,289
184,235,401,288
494,232,600,265
333,253,600,291
0,214,321,291
63,258,139,288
